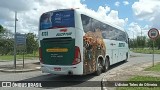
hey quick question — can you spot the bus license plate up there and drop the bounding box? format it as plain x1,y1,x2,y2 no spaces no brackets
54,67,61,71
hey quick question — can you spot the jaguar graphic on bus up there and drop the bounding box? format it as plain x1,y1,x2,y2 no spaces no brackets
38,9,129,75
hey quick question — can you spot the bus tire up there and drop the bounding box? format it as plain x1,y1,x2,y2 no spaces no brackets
124,53,128,62
102,57,109,72
95,59,103,76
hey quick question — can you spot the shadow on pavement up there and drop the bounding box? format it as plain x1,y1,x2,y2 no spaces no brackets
109,60,128,70
19,73,96,89
17,60,127,89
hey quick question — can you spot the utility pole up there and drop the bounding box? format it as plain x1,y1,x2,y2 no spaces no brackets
14,11,17,69
141,29,142,38
141,29,142,48
132,31,134,49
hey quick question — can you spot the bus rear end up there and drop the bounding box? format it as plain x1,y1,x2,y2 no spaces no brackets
38,9,83,75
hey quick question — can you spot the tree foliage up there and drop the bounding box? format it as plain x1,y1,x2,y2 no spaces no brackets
0,25,4,33
0,25,14,55
0,25,38,55
0,38,14,55
26,33,38,54
0,25,5,38
155,36,160,49
129,36,160,49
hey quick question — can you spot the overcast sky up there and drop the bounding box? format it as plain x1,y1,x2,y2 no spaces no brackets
0,0,160,38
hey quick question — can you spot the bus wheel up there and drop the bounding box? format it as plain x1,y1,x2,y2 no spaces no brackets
102,58,109,72
95,59,103,76
124,53,128,62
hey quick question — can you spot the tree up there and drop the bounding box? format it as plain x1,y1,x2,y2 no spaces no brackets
0,25,15,55
146,36,160,49
146,38,152,49
26,33,38,54
0,38,14,55
136,36,147,48
155,36,160,49
0,25,5,38
0,25,5,33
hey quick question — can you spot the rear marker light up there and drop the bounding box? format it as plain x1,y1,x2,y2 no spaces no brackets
60,29,67,32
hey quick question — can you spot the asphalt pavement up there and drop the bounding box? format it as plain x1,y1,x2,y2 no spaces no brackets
0,59,40,72
0,52,159,90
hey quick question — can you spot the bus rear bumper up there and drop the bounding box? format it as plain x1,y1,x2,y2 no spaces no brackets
40,62,83,75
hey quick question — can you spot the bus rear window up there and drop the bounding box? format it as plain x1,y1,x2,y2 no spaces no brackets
40,10,75,30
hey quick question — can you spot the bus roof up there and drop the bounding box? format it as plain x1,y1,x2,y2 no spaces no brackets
40,8,126,33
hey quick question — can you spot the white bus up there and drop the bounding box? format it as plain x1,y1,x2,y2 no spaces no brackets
38,9,129,75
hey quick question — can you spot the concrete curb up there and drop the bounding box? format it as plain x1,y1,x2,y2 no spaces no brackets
0,67,41,73
101,78,108,90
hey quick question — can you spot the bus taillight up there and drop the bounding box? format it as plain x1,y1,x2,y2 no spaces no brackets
39,47,43,63
72,46,81,65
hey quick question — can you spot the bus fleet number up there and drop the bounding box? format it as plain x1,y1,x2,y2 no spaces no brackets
42,32,48,36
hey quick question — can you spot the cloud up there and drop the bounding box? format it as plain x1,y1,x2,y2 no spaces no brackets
107,10,128,27
97,6,110,16
128,22,141,38
0,0,36,12
0,7,14,21
0,0,127,34
127,22,151,38
132,0,160,29
123,1,129,6
115,1,120,7
79,6,128,28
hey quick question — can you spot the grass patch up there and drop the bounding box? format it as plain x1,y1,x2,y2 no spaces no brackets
117,87,159,90
145,63,160,72
129,76,160,81
0,51,39,61
117,76,160,90
131,48,160,54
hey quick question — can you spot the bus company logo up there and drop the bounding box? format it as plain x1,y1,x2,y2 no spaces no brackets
56,32,72,36
2,82,12,87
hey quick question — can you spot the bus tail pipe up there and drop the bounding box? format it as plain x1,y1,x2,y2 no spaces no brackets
68,71,73,75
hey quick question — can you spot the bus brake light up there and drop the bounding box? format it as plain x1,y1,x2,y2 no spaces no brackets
72,46,81,65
